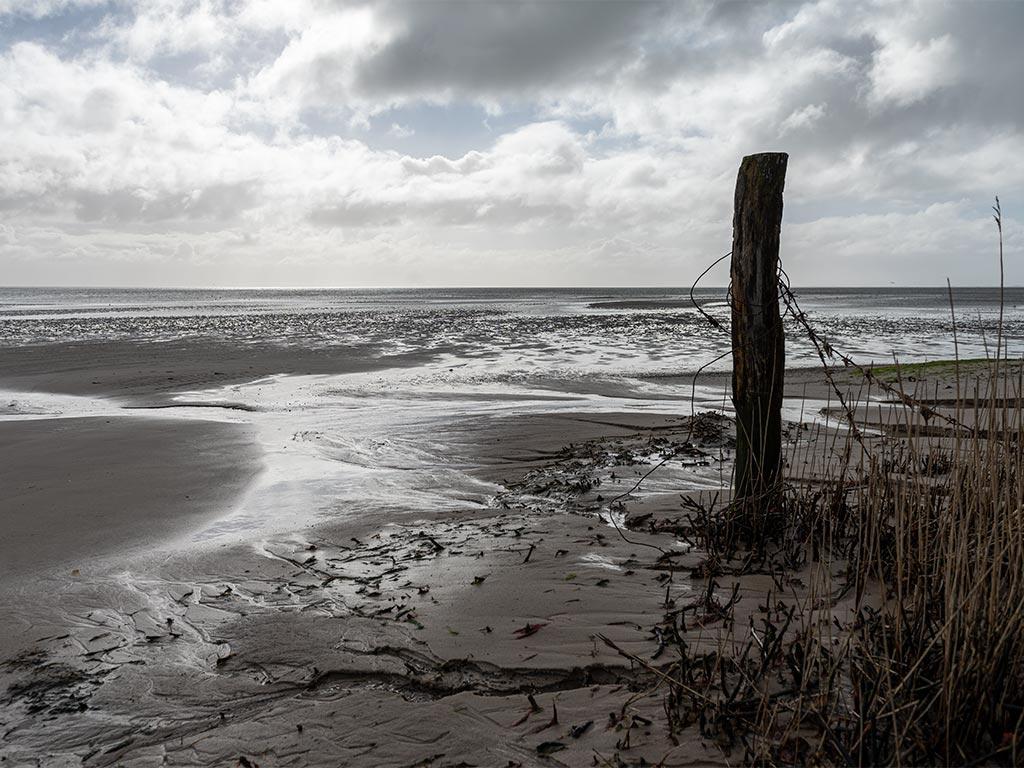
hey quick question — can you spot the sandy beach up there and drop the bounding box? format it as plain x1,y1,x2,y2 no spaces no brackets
0,337,742,766
0,330,1013,767
0,416,261,585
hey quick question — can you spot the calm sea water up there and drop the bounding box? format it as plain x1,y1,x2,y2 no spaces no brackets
2,286,1023,375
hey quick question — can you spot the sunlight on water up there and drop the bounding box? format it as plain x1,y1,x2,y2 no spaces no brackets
169,366,734,546
2,287,1023,372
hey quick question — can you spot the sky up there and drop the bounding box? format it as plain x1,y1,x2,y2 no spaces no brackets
0,0,1021,288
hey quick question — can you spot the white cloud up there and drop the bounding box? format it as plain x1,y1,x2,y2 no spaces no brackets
387,122,414,138
246,5,396,120
0,0,1019,287
102,0,235,60
868,33,958,108
780,103,827,135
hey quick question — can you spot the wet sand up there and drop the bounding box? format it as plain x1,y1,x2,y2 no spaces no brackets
0,339,430,399
0,341,980,766
0,341,735,765
0,390,742,766
0,415,262,670
0,416,261,585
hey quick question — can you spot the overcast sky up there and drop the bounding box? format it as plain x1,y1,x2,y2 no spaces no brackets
0,0,1020,288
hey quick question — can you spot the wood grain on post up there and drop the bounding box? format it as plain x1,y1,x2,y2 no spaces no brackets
731,152,787,510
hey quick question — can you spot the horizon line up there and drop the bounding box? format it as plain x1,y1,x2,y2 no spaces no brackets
3,284,1023,291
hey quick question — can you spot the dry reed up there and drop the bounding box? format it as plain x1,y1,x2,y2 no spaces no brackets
659,201,1024,766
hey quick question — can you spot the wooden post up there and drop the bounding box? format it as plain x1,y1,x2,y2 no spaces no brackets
731,153,787,514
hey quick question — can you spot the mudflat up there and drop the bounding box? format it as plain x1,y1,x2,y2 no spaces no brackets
0,415,262,585
0,338,429,399
1,337,992,766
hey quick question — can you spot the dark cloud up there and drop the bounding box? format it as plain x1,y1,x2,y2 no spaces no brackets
919,2,1024,125
353,0,668,98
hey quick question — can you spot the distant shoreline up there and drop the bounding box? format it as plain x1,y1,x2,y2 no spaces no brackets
3,284,1024,291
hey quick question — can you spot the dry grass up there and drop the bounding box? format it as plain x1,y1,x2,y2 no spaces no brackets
655,202,1024,766
840,363,1024,766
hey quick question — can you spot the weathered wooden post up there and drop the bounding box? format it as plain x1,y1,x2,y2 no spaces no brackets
731,153,787,520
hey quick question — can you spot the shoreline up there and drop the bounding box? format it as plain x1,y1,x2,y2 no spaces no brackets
0,344,736,765
0,341,1002,766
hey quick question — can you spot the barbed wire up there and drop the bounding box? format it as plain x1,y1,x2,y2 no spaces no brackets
602,246,988,556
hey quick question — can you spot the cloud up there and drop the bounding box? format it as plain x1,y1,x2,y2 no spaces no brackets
780,103,827,135
99,0,237,60
868,33,958,108
72,182,260,224
0,0,1020,287
353,1,665,100
785,201,1010,286
387,122,413,138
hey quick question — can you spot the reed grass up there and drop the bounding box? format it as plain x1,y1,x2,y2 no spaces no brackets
661,202,1024,766
837,359,1024,766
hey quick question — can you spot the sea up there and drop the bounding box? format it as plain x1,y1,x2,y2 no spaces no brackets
3,286,1023,373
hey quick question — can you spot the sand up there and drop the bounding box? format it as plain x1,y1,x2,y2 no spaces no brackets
0,397,747,766
0,338,431,399
0,342,972,767
0,416,261,584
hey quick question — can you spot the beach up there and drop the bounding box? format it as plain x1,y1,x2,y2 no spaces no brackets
2,1,1020,763
1,287,1021,766
0,348,701,765
0,416,260,585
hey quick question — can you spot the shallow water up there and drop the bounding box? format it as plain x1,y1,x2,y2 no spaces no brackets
2,286,1023,372
169,367,734,546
